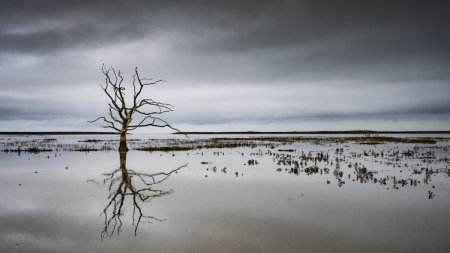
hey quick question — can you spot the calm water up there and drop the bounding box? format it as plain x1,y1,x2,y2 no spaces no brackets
1,134,449,253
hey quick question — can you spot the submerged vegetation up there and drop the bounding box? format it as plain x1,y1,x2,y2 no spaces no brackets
132,135,441,152
1,134,449,199
2,147,53,154
135,146,193,152
0,135,444,154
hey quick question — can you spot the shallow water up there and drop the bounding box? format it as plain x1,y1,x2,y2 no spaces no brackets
1,134,449,253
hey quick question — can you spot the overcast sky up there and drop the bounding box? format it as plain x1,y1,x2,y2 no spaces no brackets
1,0,449,132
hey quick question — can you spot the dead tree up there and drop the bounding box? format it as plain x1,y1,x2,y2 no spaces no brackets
89,65,181,152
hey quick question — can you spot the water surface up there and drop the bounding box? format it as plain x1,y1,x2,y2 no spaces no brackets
1,134,449,252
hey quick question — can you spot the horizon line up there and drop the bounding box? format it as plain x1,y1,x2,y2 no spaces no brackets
1,130,450,135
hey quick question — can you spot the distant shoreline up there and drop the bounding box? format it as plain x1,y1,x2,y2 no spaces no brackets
0,131,117,135
174,130,450,135
1,130,449,136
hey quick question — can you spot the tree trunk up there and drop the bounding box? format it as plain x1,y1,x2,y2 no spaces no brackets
119,151,129,182
119,130,129,153
119,151,127,169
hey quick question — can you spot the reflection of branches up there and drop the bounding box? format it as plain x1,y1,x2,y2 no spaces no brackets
101,152,187,240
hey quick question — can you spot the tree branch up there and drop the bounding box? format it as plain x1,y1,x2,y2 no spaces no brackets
90,65,183,136
88,116,120,132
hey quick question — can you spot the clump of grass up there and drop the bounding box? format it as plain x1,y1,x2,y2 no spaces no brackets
72,147,101,152
71,143,114,152
247,159,258,165
79,139,103,143
2,147,53,154
305,166,319,175
41,138,57,142
278,149,295,152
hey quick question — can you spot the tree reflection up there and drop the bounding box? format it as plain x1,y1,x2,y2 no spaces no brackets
101,152,186,239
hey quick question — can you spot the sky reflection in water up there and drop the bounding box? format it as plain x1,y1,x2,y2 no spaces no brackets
0,134,449,253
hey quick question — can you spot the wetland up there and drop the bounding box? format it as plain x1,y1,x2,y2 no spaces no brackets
1,133,450,252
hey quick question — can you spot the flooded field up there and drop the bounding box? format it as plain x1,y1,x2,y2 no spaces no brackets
1,134,450,253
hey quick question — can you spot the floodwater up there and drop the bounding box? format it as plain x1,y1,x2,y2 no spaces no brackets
1,134,450,253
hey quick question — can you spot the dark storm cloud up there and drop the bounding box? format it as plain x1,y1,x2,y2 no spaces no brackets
0,0,155,54
2,1,449,56
0,0,450,130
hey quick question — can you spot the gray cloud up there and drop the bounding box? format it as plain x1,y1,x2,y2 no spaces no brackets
170,100,450,125
0,0,449,131
2,1,449,57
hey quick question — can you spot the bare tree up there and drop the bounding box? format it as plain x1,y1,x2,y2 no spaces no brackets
89,65,181,152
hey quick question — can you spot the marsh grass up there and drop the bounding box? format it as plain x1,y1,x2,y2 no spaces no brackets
1,135,444,154
135,146,193,152
2,147,53,154
1,134,449,199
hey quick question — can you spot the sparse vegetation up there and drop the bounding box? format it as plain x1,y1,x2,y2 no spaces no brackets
1,133,449,200
135,146,193,152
